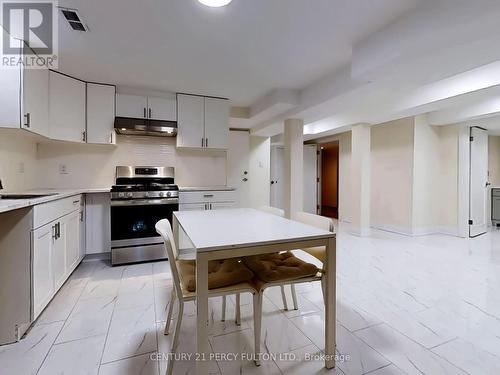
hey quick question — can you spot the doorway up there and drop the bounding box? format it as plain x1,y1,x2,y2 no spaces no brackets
320,142,339,219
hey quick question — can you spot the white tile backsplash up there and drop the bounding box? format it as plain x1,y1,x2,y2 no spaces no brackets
33,135,227,188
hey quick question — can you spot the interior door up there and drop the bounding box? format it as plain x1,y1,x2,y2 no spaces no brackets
270,146,285,209
227,131,250,207
303,144,318,213
469,126,489,237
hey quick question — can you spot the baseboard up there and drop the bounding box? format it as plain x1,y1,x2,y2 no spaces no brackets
371,224,462,238
370,224,414,236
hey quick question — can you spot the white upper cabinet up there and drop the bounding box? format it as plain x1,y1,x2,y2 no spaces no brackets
177,94,229,150
49,71,86,143
177,94,205,148
0,39,49,135
116,94,147,119
116,93,177,121
204,97,229,149
22,49,49,137
87,83,116,144
147,95,176,121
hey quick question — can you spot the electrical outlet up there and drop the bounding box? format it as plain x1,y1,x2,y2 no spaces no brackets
59,164,69,175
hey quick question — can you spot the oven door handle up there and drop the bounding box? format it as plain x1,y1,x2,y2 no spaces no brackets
111,198,179,206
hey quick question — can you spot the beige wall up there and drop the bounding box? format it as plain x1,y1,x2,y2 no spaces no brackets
0,130,38,191
27,135,226,189
370,117,415,233
488,135,500,186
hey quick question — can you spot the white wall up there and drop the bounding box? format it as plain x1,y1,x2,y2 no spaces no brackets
248,136,270,208
36,135,227,188
412,114,440,234
436,124,460,234
0,130,38,191
371,117,415,234
489,135,500,186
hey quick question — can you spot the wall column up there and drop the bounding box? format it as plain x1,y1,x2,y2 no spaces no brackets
351,123,371,236
283,118,304,218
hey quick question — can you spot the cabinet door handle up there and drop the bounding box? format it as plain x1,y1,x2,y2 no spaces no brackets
206,138,208,147
82,131,86,142
202,138,204,147
204,194,214,198
149,108,152,118
52,224,57,240
143,108,146,118
24,113,30,128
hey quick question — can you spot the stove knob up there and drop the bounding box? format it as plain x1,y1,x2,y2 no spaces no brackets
118,192,124,198
159,192,164,197
166,191,172,197
126,192,133,198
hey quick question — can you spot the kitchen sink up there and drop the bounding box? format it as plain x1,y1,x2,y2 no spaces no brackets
0,193,58,200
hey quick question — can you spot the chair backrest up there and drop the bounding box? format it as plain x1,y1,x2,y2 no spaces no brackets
292,211,334,232
258,205,285,217
156,219,184,297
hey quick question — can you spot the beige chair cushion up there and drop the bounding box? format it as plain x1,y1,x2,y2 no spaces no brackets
177,259,254,292
242,252,319,283
301,246,326,263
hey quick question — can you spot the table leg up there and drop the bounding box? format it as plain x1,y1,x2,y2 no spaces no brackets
324,236,336,369
172,214,180,251
196,252,210,375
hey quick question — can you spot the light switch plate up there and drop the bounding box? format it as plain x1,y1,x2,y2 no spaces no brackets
59,164,69,174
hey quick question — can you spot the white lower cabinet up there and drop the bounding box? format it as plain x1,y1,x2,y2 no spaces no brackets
32,223,55,319
178,190,236,250
64,210,80,280
31,195,84,320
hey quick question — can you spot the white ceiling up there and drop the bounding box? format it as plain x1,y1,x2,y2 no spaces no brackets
56,0,418,106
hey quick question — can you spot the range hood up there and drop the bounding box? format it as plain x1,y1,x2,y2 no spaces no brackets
114,117,178,137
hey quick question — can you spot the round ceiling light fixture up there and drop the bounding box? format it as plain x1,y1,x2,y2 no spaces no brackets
198,0,232,7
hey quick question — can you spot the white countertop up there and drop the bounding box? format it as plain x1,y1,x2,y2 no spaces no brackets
179,186,235,192
0,188,111,214
174,208,334,252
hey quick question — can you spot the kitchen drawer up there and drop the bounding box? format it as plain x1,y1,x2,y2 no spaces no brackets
179,190,235,204
33,195,82,229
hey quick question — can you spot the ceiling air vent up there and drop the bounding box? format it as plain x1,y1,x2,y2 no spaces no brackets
59,8,88,32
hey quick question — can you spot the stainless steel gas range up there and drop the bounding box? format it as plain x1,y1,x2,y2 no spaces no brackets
110,166,179,265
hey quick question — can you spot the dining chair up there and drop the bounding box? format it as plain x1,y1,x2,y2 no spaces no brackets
155,219,263,373
242,211,334,361
221,205,292,318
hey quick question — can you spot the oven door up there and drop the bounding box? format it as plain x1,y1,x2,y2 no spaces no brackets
110,198,178,263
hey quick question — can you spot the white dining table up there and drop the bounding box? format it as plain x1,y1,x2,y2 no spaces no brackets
172,208,337,374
